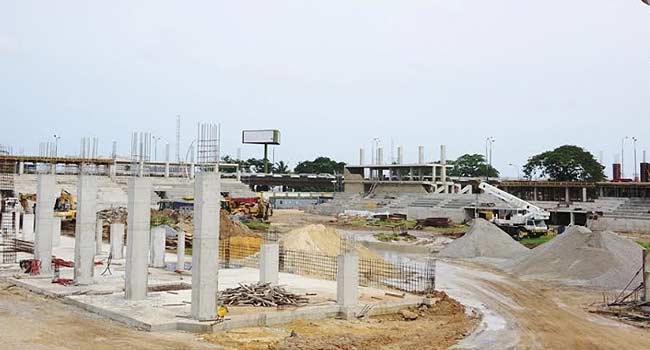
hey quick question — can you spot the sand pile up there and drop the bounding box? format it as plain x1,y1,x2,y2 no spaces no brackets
280,224,380,259
438,218,528,259
506,226,643,289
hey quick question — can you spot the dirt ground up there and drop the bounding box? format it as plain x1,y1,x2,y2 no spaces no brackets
202,291,478,350
269,209,334,232
0,282,215,350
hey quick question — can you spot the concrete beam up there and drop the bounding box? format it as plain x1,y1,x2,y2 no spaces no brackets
191,172,221,321
110,223,125,259
35,174,56,275
125,177,152,300
74,175,97,285
150,226,166,268
259,243,279,285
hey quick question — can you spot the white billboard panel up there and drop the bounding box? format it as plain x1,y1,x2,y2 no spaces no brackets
242,130,281,145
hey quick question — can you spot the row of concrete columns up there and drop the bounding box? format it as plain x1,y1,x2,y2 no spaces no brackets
30,172,359,321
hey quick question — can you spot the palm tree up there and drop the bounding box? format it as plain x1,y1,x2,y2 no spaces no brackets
273,161,289,174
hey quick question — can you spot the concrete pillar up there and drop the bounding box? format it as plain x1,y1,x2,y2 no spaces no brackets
51,217,61,247
599,187,604,197
164,163,170,177
336,253,359,308
643,249,650,302
189,163,195,179
18,161,24,175
259,243,279,285
74,175,97,285
418,146,424,164
533,187,538,201
582,187,588,202
440,145,447,194
191,172,221,321
570,212,575,226
35,174,56,275
125,177,152,300
109,163,117,179
95,219,103,255
150,226,166,268
236,170,241,182
359,148,365,166
23,213,35,241
14,212,20,236
565,187,570,202
164,143,170,178
397,146,403,165
176,230,185,271
110,223,125,259
377,147,383,165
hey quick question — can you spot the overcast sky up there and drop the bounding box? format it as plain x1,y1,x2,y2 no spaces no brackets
1,1,649,177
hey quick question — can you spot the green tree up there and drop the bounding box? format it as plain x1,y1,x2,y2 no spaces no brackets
448,154,500,178
294,157,346,174
523,145,605,181
273,160,290,174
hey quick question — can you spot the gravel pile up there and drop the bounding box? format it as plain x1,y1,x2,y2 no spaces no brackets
506,226,643,289
438,218,528,259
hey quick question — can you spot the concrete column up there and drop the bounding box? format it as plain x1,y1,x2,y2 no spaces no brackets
643,249,650,301
418,146,424,164
259,243,279,285
74,175,97,285
397,146,403,165
565,187,570,202
359,148,365,166
569,212,575,226
191,172,221,321
533,187,538,201
189,163,195,179
164,143,170,178
176,230,185,271
110,223,125,259
582,187,588,202
377,147,383,165
336,253,359,308
94,219,104,255
440,145,447,194
150,226,166,268
599,187,604,197
23,214,35,241
236,170,241,182
164,163,170,178
18,161,24,175
14,212,20,236
51,217,62,247
35,174,56,275
125,178,152,300
109,163,117,179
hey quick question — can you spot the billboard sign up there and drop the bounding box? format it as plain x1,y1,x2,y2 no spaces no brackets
242,129,281,145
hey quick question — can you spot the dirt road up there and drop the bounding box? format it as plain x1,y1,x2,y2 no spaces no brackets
437,260,650,350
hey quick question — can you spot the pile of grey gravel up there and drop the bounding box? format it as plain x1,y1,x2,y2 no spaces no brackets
438,218,529,259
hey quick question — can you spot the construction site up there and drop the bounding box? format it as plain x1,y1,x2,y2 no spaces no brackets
2,2,650,350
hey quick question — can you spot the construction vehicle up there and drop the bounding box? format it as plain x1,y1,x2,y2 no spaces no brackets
222,194,272,221
54,190,76,221
19,190,77,221
478,182,550,239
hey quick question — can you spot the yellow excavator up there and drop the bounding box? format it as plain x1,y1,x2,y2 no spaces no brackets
19,190,76,221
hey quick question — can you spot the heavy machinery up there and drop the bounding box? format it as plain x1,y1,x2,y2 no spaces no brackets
478,182,550,239
19,190,76,221
222,194,272,221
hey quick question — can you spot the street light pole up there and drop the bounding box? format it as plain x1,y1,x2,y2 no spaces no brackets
485,136,495,181
53,134,61,157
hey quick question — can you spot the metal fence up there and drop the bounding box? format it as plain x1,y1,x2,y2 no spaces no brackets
217,237,435,295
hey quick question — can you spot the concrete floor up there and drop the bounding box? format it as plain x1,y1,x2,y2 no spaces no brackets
3,236,427,332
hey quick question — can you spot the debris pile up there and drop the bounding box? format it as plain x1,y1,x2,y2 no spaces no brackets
218,282,309,307
97,207,128,225
506,226,643,289
438,218,528,259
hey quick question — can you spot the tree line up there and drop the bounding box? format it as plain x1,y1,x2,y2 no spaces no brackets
224,144,606,182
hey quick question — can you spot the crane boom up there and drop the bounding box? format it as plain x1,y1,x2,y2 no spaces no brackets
478,182,549,220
